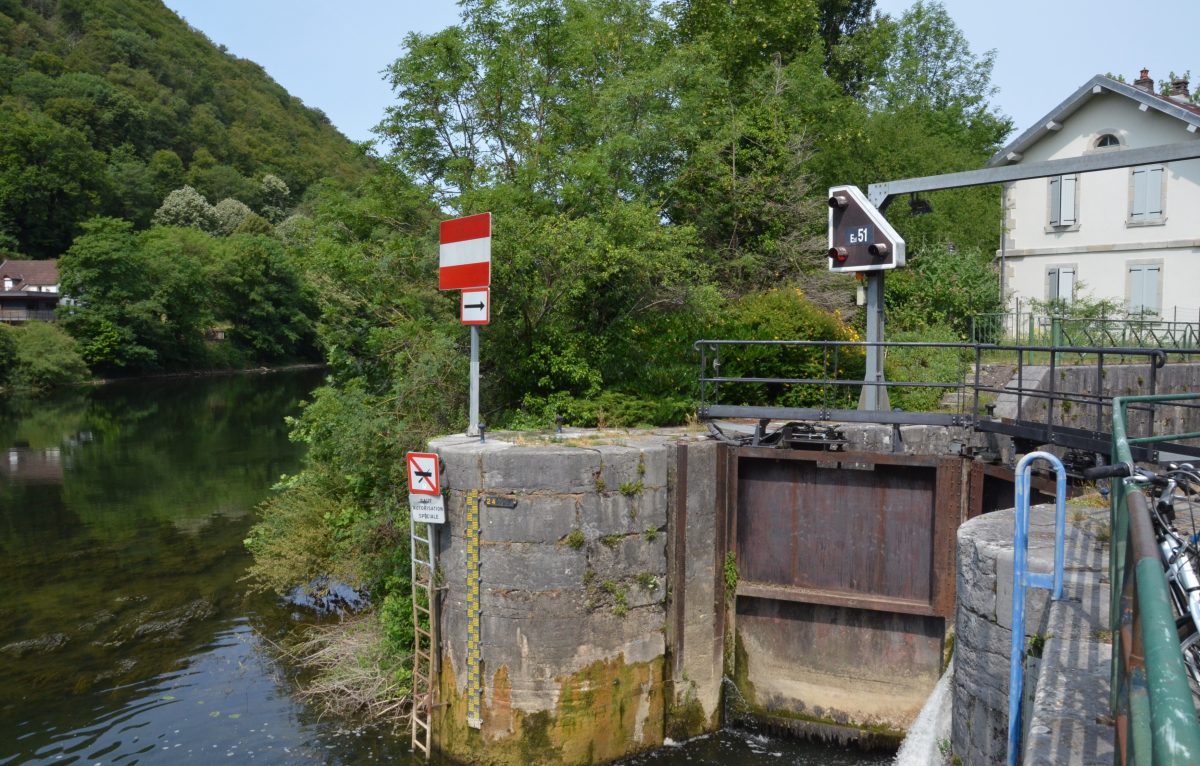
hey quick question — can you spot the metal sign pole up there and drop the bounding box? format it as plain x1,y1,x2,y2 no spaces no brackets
468,325,480,436
859,271,888,412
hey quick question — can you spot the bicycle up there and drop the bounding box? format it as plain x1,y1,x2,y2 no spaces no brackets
1085,459,1200,706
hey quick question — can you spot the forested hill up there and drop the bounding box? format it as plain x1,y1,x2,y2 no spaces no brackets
0,0,367,258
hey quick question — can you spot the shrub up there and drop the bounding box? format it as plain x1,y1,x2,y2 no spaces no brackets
0,323,16,387
716,287,864,408
885,326,971,412
8,321,89,391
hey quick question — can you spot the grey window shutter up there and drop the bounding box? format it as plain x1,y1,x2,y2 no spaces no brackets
1147,166,1163,217
1131,167,1147,220
1049,176,1061,226
1128,266,1144,313
1060,175,1077,225
1048,267,1060,301
1148,265,1162,314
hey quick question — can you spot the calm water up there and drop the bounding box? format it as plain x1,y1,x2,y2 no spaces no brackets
0,372,889,766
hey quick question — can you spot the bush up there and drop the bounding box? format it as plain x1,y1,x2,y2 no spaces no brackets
887,243,1001,337
506,390,693,429
0,323,16,387
885,326,971,412
715,287,864,408
7,321,90,391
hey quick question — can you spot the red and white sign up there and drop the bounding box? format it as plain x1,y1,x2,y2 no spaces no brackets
407,452,440,496
439,212,491,290
460,288,490,325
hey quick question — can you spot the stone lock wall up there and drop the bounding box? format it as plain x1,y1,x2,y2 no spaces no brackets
430,432,723,766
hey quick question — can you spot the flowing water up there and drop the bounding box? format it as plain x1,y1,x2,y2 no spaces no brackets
0,371,890,765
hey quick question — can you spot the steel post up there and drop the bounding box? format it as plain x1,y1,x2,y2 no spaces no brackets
859,271,887,411
468,325,480,436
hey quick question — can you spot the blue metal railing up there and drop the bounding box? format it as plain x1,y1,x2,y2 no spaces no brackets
1006,451,1067,766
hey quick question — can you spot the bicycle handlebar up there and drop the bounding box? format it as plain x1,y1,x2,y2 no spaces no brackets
1084,462,1134,480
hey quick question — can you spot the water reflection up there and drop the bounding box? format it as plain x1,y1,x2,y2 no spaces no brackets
0,372,888,766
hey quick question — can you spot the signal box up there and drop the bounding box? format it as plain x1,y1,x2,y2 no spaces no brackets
827,185,905,273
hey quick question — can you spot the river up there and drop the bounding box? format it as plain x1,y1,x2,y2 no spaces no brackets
0,371,890,766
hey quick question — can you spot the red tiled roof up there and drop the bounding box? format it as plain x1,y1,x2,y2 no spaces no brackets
0,259,59,289
1148,90,1200,117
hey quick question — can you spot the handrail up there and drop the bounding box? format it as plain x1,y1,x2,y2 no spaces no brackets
1109,393,1200,765
1006,451,1067,766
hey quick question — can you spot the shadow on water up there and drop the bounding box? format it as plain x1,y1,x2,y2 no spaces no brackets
0,371,893,766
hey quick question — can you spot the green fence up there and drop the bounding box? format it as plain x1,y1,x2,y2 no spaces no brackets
972,313,1200,350
1108,393,1200,765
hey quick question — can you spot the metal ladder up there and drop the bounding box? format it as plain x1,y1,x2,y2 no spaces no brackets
410,516,438,759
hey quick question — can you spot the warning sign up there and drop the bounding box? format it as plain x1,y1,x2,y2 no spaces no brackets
407,452,440,496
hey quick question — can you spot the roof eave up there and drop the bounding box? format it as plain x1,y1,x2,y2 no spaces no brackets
987,75,1200,167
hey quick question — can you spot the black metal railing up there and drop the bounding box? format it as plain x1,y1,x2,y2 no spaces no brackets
695,339,1200,458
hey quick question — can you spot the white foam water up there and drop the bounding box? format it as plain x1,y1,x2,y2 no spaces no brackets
892,658,955,766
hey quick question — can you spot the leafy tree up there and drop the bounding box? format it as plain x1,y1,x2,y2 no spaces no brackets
152,185,218,232
57,217,160,371
138,226,218,366
0,100,106,257
217,234,317,362
868,1,1009,148
212,197,252,236
258,173,290,222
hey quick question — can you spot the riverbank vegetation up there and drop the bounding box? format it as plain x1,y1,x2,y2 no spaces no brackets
2,0,1011,724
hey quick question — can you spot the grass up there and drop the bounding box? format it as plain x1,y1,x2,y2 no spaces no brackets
274,615,410,723
565,528,585,550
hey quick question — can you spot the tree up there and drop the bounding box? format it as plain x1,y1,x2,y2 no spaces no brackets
0,101,106,257
152,185,218,232
139,226,219,366
868,1,1010,148
57,217,160,371
258,173,290,222
212,197,252,236
217,234,317,362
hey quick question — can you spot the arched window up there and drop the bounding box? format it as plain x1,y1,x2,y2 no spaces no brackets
1096,133,1120,148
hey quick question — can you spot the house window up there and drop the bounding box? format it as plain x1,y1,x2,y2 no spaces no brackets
1129,165,1165,223
1048,174,1078,227
2,278,11,291
1047,266,1075,306
1128,263,1162,316
1096,133,1120,148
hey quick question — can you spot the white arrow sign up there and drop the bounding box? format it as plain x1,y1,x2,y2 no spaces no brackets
461,288,490,325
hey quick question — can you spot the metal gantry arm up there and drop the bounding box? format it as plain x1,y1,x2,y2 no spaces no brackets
868,141,1200,211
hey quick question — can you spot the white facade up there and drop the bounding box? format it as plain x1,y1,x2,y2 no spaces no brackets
994,75,1200,321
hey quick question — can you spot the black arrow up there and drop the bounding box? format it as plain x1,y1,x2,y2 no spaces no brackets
463,302,486,311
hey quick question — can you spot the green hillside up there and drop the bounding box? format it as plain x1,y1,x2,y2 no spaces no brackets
0,0,366,258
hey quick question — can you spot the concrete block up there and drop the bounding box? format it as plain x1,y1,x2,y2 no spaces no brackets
481,587,589,620
483,445,602,493
481,541,588,590
483,493,580,544
588,535,667,582
595,445,645,493
582,493,641,536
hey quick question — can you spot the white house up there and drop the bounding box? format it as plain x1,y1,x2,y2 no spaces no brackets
991,70,1200,322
